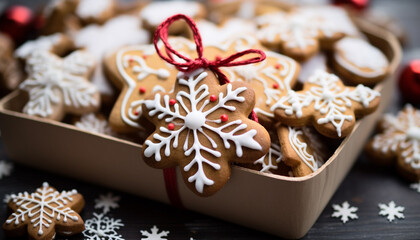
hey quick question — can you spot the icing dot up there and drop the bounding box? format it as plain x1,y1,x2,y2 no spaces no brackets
139,86,146,94
168,123,175,130
220,114,228,122
321,90,334,101
272,83,279,89
215,55,222,61
185,111,206,130
169,99,176,106
134,111,139,116
142,55,147,59
128,58,134,64
210,95,218,102
275,64,282,70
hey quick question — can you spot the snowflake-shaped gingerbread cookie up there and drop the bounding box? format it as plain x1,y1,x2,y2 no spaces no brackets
367,104,420,181
3,182,85,239
271,70,381,138
83,212,124,240
105,37,195,133
142,69,270,196
19,50,100,121
15,33,73,60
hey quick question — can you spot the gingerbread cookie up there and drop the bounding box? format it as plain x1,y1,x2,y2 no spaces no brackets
104,37,195,133
271,70,381,138
0,33,23,92
3,182,85,239
74,113,115,136
75,0,116,25
277,124,328,177
256,6,359,61
139,1,206,35
19,50,100,120
366,105,420,181
42,0,80,34
73,14,150,100
142,69,270,196
15,33,74,60
333,37,389,85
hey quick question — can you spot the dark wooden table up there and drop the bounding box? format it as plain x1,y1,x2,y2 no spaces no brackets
1,0,420,239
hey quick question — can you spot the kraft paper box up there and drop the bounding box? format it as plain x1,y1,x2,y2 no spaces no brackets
0,20,401,239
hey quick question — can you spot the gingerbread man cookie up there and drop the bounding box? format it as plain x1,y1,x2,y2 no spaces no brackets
142,69,270,196
366,105,420,181
104,37,196,133
15,33,74,60
3,182,85,239
333,37,389,85
271,70,381,138
19,50,99,120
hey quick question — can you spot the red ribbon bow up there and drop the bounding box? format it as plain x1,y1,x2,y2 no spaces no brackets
153,14,265,121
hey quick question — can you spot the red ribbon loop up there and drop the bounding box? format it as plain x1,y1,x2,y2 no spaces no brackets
153,14,266,84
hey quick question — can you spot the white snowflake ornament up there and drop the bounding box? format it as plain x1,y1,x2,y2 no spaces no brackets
140,225,169,240
83,212,124,240
410,181,420,193
3,182,85,239
378,201,405,222
271,70,380,138
331,201,358,223
0,160,13,179
94,192,120,214
19,50,100,121
3,193,12,204
142,69,270,196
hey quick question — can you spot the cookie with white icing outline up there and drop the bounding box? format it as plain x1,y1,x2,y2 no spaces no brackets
142,69,270,196
15,33,74,60
75,0,116,25
366,105,420,181
0,33,23,92
277,124,328,177
139,1,206,35
19,50,100,121
104,37,196,133
271,70,381,138
333,37,389,85
2,182,85,239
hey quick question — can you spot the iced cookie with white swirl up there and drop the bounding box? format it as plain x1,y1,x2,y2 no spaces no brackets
19,50,100,121
333,37,389,85
366,105,420,181
139,1,206,35
104,37,196,133
271,70,381,138
142,69,270,196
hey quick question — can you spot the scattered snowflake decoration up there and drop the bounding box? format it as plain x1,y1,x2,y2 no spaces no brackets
3,193,12,204
271,70,380,138
3,182,84,239
143,69,268,195
410,181,420,193
94,192,121,214
331,201,358,223
19,50,99,119
140,225,169,240
0,160,13,179
83,212,124,240
378,201,405,222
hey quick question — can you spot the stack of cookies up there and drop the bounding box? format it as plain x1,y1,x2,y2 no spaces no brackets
0,0,391,197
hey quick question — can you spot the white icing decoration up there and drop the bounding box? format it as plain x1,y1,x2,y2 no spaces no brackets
74,15,150,96
5,182,79,236
288,127,319,172
140,1,201,26
378,201,405,222
335,37,389,78
143,69,262,193
299,53,327,84
75,113,114,135
76,0,113,19
271,70,380,137
83,213,124,240
140,225,169,240
372,104,420,169
19,50,98,118
222,50,298,118
15,33,63,59
254,143,283,173
94,192,120,214
0,160,13,179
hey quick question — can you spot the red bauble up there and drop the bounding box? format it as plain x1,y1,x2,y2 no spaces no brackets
398,60,420,104
333,0,369,11
0,5,34,44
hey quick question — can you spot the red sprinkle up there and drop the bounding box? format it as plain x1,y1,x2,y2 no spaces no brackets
275,64,281,70
272,83,279,89
169,99,176,106
168,123,175,130
134,111,139,116
143,55,147,59
220,114,228,122
209,95,218,102
139,86,146,94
